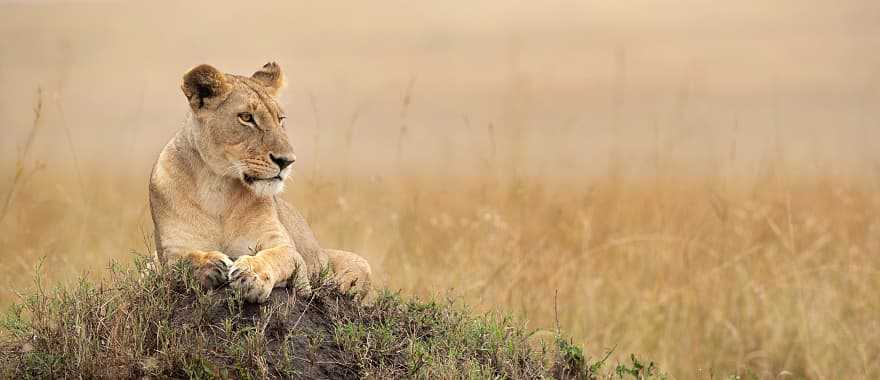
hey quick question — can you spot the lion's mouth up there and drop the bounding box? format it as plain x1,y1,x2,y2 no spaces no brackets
243,174,283,184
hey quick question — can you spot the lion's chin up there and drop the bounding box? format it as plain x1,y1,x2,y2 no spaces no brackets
244,178,286,197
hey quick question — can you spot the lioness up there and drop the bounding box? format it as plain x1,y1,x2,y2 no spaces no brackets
149,62,371,303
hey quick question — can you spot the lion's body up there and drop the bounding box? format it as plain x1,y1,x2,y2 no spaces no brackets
149,63,371,303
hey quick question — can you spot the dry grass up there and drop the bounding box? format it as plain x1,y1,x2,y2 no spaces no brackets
2,151,879,378
2,93,879,378
302,168,880,379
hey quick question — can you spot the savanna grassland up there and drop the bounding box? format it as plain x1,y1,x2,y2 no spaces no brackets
4,126,879,377
2,1,880,379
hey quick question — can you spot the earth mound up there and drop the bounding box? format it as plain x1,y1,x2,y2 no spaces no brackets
0,258,609,379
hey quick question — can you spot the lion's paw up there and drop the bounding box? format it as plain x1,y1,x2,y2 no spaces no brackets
194,251,233,289
228,255,274,303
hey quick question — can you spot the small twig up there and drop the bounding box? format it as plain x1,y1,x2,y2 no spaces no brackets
290,290,319,333
0,88,44,225
554,288,561,335
396,75,417,166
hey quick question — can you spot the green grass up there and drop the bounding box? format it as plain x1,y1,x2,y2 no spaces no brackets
0,257,665,379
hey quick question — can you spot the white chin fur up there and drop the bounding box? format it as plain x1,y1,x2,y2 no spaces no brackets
249,179,285,197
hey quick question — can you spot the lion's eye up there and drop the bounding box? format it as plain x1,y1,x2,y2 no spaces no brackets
278,115,287,127
238,112,255,125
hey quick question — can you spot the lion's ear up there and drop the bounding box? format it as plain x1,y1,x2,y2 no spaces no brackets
181,64,230,110
251,62,285,96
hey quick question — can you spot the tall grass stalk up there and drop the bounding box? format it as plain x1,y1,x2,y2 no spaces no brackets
0,88,45,225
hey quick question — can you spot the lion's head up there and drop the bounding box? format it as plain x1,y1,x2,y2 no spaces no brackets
181,62,294,197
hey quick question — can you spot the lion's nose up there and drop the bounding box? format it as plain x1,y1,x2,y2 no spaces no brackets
269,153,295,170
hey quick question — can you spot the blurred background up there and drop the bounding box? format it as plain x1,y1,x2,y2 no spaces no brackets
2,1,879,378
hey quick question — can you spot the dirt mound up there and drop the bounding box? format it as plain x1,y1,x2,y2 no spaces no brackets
169,285,363,379
0,259,612,379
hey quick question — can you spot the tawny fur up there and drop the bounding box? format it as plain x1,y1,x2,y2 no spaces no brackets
150,62,372,303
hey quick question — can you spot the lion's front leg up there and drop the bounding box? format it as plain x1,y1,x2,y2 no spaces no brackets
228,245,311,303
